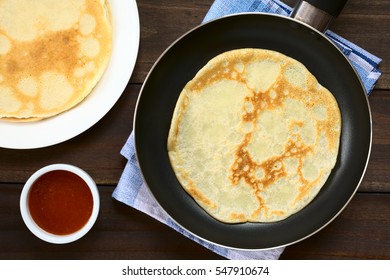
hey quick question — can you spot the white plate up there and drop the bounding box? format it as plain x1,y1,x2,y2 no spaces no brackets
0,0,140,149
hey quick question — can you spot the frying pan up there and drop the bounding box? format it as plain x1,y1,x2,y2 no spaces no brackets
134,0,371,250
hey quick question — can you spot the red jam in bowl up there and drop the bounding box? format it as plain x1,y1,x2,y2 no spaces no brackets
28,170,93,235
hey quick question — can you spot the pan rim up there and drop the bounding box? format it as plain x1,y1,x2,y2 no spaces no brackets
133,12,373,250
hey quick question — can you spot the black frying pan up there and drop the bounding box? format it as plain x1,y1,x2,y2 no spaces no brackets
134,0,371,249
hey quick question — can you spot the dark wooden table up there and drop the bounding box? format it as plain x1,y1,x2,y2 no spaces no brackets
1,0,389,260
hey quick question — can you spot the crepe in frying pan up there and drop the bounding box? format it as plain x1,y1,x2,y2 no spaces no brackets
167,48,341,223
0,0,112,121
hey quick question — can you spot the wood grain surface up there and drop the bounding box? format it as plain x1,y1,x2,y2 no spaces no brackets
0,0,389,259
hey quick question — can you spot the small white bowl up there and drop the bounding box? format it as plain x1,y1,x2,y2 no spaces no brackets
20,164,100,244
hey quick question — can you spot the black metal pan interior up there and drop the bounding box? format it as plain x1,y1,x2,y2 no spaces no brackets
134,13,371,249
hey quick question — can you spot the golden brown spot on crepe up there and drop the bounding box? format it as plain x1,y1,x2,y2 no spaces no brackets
229,213,247,222
293,170,325,205
0,30,80,113
187,187,217,210
270,210,285,217
2,30,80,79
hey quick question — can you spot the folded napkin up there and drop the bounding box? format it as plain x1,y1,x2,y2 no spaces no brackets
112,0,382,260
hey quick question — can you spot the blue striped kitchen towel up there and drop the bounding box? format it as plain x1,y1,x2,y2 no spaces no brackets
112,0,382,260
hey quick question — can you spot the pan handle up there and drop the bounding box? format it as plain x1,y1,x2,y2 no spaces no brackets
291,0,348,32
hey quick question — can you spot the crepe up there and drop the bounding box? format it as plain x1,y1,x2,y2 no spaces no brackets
0,0,112,121
167,48,341,223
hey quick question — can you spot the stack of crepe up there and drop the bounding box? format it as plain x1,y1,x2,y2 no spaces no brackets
0,0,112,121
